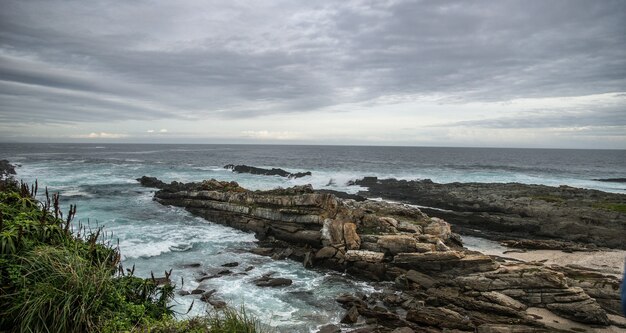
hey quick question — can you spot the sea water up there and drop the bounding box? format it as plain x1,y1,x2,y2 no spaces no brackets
1,143,624,331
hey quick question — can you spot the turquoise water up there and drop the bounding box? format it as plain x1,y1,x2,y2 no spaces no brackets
1,143,624,331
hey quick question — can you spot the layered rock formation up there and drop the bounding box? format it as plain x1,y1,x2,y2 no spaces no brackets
139,176,623,332
352,177,626,249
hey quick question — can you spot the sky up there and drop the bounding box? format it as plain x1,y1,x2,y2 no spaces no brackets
0,0,625,148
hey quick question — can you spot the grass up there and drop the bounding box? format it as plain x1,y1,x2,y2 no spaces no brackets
530,195,565,203
0,178,267,333
592,202,626,213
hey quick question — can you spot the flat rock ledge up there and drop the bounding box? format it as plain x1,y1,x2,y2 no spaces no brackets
352,177,626,250
139,176,623,332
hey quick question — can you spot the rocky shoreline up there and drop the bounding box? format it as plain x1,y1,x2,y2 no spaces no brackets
351,177,626,250
139,176,625,332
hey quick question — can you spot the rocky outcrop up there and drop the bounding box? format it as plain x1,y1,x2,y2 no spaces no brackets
224,164,312,178
0,160,16,180
352,177,626,249
140,177,621,331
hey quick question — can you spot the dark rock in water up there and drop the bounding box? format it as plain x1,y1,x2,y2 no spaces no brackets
221,262,239,267
0,160,16,179
177,290,191,296
341,305,360,324
224,164,312,179
190,289,205,295
317,324,341,333
244,266,255,272
136,176,167,189
208,299,227,309
200,289,217,302
179,262,202,268
254,276,293,287
594,178,626,183
318,189,367,201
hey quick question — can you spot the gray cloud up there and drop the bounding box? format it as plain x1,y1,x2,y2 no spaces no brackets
0,0,625,124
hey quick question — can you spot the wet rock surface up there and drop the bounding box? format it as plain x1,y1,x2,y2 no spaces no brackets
352,177,626,250
140,176,624,332
0,160,16,180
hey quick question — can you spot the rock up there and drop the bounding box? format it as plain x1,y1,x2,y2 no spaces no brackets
390,328,415,333
254,277,293,287
179,262,202,268
343,223,361,249
405,270,437,288
341,305,359,324
345,250,385,263
208,299,227,308
317,324,341,333
224,164,312,179
200,289,217,302
377,235,434,254
353,177,626,250
136,176,167,189
0,160,16,179
336,293,368,309
190,289,205,295
406,306,473,330
221,262,239,267
423,218,452,240
315,246,338,259
480,291,527,311
435,240,449,252
177,290,191,296
476,324,556,333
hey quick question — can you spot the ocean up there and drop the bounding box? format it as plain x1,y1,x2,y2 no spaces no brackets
1,143,624,331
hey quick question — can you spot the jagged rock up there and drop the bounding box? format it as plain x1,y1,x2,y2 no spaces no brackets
353,177,626,249
142,177,613,330
0,160,16,181
390,328,415,333
254,277,293,287
316,246,339,259
341,305,360,324
343,223,361,250
317,324,341,333
345,250,384,263
405,270,437,288
224,164,312,179
480,291,527,311
405,306,473,330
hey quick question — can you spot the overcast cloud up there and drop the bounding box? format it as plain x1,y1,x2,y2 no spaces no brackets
0,0,625,148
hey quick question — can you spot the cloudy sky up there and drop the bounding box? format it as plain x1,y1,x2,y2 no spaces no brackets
0,0,625,148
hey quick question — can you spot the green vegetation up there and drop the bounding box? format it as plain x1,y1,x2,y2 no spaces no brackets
0,179,267,333
592,202,626,213
530,195,565,203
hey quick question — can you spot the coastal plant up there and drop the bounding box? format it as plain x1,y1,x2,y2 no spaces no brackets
0,179,175,332
0,178,267,333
